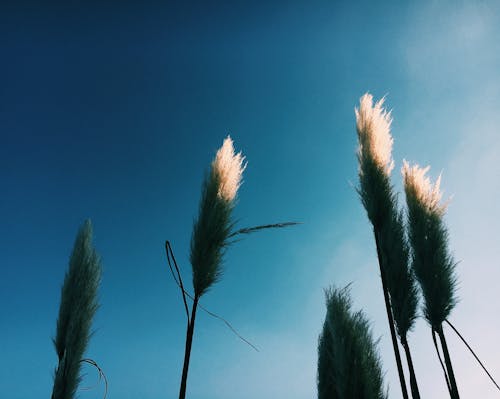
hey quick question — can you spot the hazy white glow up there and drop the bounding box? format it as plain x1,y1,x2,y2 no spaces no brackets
355,93,395,175
212,135,247,202
402,160,446,215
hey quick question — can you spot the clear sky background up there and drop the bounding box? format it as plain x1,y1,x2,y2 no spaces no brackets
1,1,500,398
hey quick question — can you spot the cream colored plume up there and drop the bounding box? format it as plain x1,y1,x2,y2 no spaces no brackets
212,135,247,202
402,160,447,214
355,93,394,174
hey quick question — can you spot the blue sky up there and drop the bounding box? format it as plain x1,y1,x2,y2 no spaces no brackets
1,1,500,398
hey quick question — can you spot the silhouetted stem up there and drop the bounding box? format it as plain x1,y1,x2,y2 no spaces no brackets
166,241,258,351
437,324,460,399
401,337,420,399
179,296,199,399
432,328,451,394
166,241,190,321
374,230,409,399
445,319,500,392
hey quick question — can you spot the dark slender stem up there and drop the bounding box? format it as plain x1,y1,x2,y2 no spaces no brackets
179,296,199,399
166,241,190,321
432,327,451,394
401,337,420,399
374,230,409,399
445,319,500,392
437,324,460,399
166,240,258,351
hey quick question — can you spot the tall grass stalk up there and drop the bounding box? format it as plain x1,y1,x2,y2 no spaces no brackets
356,93,420,399
403,161,459,398
51,220,102,399
178,136,245,399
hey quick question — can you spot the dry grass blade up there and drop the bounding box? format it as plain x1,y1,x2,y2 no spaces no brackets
228,221,300,238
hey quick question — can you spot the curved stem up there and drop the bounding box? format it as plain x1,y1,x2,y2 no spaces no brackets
374,230,409,399
79,358,108,399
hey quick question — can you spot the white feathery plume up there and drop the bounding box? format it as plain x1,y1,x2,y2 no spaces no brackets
356,93,394,175
402,160,447,215
212,135,247,202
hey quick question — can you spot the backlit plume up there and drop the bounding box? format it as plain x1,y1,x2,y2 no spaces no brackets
402,160,447,215
355,93,394,174
212,136,247,202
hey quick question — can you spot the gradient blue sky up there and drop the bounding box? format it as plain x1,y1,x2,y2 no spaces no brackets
1,1,500,398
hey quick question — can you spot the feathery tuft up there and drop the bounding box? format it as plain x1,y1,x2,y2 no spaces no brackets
190,136,245,297
402,160,446,216
356,93,394,175
355,94,396,229
318,286,387,399
52,220,102,399
402,162,457,328
355,94,419,338
212,135,246,202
